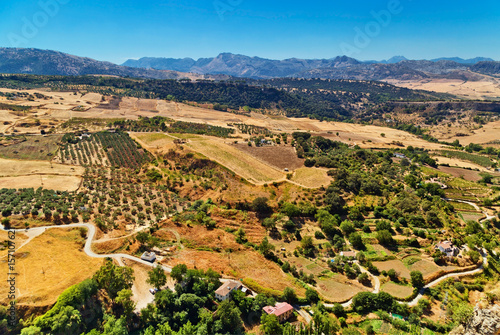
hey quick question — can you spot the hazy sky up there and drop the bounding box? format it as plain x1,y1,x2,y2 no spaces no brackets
1,0,499,64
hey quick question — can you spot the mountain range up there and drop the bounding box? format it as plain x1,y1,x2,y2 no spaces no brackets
0,47,499,81
0,48,228,81
122,53,499,80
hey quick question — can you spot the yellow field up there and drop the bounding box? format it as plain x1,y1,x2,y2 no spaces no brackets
0,158,84,191
0,87,450,151
433,156,490,172
444,120,500,146
386,76,500,100
290,167,332,188
0,228,103,307
0,175,82,191
186,137,285,184
129,132,177,154
381,282,414,299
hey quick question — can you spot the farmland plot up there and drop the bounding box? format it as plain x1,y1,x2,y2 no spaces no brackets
186,137,285,184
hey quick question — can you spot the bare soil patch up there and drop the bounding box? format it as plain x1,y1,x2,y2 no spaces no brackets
234,144,304,170
373,260,411,279
437,166,484,182
128,260,162,311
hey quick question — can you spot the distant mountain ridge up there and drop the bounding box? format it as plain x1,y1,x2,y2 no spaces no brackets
0,47,498,81
430,57,494,64
123,53,499,80
0,48,228,80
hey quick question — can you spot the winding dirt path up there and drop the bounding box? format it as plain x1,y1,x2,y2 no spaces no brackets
0,200,489,311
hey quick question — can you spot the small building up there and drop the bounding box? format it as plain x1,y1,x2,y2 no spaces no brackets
340,251,357,259
436,241,458,257
141,251,156,263
215,280,242,301
394,153,407,159
263,302,294,323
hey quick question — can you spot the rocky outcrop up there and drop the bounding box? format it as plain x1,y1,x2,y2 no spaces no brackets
450,304,500,335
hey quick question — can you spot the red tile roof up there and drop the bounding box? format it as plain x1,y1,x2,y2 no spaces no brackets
263,302,294,317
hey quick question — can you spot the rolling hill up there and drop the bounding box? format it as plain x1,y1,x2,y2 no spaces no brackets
0,48,228,80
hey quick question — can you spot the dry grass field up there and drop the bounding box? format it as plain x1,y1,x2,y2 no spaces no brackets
0,228,103,307
129,132,178,154
315,276,368,302
0,87,451,152
0,175,82,191
186,137,285,184
168,249,306,296
445,120,500,146
381,282,414,299
136,132,330,188
0,134,62,161
0,157,84,191
290,167,332,188
373,260,412,279
386,77,500,100
433,156,490,172
407,259,446,277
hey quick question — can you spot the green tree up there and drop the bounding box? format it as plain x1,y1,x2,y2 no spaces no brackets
331,303,345,317
235,227,247,244
215,300,243,334
340,221,355,236
146,265,167,290
376,230,394,246
93,261,135,299
410,271,424,289
259,237,275,258
349,232,365,250
262,217,276,230
260,313,282,335
306,288,320,304
452,303,473,325
357,272,370,285
387,269,397,281
252,197,271,216
282,287,297,304
20,326,43,335
115,289,135,321
170,264,188,283
100,314,129,335
136,231,150,248
301,235,315,256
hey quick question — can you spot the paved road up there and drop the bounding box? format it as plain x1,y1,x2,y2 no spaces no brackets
444,198,496,223
0,223,174,273
0,214,488,311
407,248,488,306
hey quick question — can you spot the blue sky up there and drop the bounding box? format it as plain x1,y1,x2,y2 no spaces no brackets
1,0,499,64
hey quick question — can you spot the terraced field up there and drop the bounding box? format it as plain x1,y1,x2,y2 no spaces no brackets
185,136,285,184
